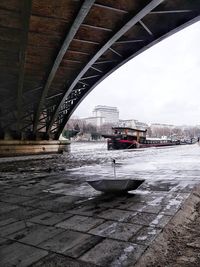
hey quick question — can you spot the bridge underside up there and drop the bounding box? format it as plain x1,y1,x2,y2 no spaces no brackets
0,0,199,141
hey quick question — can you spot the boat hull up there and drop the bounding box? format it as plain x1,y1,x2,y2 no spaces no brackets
107,139,180,150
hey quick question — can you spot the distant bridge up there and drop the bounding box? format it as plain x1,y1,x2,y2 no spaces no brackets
0,0,199,140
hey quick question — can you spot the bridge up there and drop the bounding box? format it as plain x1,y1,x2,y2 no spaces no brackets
0,0,199,148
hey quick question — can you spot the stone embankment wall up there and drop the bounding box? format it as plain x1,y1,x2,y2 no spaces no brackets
0,140,70,157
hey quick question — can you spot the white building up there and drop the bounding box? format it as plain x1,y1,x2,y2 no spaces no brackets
93,105,119,124
150,123,174,129
118,119,148,130
84,116,105,127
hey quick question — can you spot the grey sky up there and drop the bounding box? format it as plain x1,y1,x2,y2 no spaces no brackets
74,21,200,126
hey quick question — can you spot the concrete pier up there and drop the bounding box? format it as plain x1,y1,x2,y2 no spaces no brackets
0,140,70,157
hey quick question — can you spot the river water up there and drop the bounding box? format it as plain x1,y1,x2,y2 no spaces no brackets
1,141,199,194
69,141,200,184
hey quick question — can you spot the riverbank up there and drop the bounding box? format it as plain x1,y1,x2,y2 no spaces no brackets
135,185,200,267
0,168,196,266
0,143,200,266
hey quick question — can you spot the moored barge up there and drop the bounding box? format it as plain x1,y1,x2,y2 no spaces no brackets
102,127,180,150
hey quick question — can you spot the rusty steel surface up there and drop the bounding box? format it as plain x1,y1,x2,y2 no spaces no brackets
0,0,199,140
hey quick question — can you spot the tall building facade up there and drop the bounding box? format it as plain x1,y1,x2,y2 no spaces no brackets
84,116,105,127
93,105,119,124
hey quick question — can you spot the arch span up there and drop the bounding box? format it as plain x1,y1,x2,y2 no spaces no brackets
0,0,199,140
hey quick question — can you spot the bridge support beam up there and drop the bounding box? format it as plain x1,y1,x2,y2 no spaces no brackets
0,140,70,157
0,128,58,142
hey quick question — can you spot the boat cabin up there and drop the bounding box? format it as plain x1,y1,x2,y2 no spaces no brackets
112,127,147,143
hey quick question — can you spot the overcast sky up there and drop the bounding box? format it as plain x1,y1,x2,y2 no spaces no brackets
74,21,200,126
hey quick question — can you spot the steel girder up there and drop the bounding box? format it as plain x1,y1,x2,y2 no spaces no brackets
0,0,199,140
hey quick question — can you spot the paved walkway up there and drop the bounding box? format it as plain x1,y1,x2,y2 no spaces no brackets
0,167,199,266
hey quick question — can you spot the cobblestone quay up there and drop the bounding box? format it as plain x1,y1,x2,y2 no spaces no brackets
0,142,199,266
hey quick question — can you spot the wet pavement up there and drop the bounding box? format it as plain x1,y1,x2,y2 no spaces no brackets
0,142,200,266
